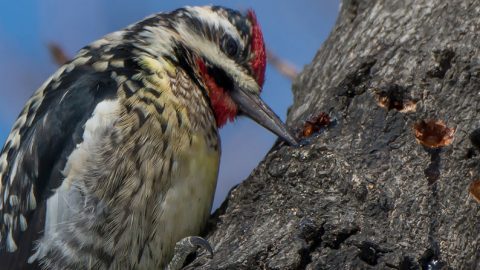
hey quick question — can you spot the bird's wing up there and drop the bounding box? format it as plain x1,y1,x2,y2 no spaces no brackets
0,62,118,266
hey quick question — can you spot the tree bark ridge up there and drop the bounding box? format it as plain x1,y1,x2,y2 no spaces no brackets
188,1,480,269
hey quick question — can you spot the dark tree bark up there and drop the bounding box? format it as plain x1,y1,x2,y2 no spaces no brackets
187,0,480,269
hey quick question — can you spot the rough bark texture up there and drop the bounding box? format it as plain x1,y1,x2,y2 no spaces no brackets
187,0,480,269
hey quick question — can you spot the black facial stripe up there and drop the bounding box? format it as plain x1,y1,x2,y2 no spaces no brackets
168,7,256,87
222,35,239,58
205,61,234,92
173,6,252,49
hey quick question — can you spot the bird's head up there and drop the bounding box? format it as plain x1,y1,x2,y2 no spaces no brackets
161,6,297,145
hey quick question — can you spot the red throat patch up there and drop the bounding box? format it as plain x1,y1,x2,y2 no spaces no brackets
247,9,267,88
195,10,266,128
197,59,238,127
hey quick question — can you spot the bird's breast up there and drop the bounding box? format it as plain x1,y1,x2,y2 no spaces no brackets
108,98,220,267
37,96,220,268
126,126,220,267
154,132,220,257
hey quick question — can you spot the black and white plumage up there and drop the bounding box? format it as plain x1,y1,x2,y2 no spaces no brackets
0,6,296,269
0,55,122,269
0,58,120,262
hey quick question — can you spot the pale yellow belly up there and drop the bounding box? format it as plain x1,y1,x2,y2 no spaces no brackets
145,133,220,268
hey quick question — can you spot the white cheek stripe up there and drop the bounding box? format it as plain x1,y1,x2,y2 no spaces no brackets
185,6,243,45
175,21,259,93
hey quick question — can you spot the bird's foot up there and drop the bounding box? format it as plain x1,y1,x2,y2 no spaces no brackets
166,236,213,270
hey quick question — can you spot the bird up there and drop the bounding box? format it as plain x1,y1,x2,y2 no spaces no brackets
0,5,297,269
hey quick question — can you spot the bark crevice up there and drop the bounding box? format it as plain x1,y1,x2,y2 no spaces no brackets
186,0,480,269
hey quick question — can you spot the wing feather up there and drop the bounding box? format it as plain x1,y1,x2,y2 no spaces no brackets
0,63,118,268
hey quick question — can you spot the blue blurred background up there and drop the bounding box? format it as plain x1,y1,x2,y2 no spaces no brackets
0,1,339,209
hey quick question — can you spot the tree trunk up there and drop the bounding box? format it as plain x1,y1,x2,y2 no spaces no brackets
187,0,480,269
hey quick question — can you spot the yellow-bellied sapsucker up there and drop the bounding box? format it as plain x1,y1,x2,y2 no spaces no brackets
0,6,297,269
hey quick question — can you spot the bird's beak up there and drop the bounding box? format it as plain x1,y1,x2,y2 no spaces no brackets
230,86,298,145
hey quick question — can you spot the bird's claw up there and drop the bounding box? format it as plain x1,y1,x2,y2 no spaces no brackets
186,236,214,258
166,236,213,270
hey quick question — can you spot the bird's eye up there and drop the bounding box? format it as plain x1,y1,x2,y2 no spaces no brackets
223,36,239,58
